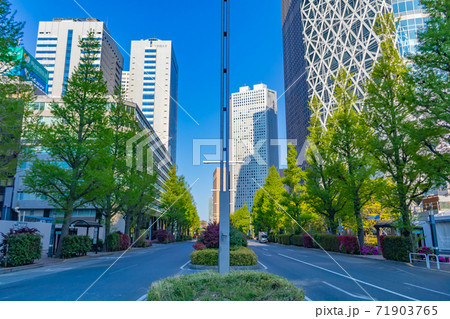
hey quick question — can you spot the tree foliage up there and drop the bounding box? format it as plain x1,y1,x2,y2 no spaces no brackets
231,202,251,234
23,31,111,256
364,13,434,236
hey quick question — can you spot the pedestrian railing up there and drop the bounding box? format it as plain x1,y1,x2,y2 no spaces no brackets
409,252,429,268
410,252,450,270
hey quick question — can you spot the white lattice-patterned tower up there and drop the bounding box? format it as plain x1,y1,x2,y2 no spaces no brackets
300,0,392,125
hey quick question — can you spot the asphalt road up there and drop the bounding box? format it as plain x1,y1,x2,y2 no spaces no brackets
0,241,194,301
1,240,449,301
249,241,450,301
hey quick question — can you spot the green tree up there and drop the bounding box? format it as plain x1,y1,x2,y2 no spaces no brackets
23,32,110,256
326,68,383,247
0,0,33,183
93,90,140,239
303,98,347,234
251,166,286,234
0,0,24,71
231,202,251,234
409,0,450,185
364,13,433,237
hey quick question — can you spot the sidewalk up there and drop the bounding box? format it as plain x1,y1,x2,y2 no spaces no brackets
0,248,146,275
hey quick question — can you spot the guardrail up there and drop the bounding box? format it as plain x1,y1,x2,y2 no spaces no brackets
409,252,429,268
410,252,450,270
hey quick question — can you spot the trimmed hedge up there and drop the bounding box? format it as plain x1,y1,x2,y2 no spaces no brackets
61,235,92,258
292,235,303,246
106,232,120,251
1,233,42,267
278,234,291,245
190,247,257,266
382,236,411,262
147,271,304,301
314,233,339,252
303,234,313,248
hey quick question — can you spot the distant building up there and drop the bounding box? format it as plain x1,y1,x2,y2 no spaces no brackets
208,196,213,224
230,84,278,212
212,167,226,224
121,70,130,100
125,39,178,162
200,220,208,229
35,18,123,97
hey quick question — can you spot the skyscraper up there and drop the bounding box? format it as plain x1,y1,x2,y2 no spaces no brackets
121,70,130,100
282,1,430,157
281,0,391,154
126,39,178,163
230,84,278,212
35,18,123,97
393,0,430,57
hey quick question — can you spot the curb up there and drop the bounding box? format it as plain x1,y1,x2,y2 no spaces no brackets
187,262,263,271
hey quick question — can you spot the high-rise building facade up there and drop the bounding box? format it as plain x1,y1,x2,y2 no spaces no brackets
126,39,178,162
281,0,310,156
393,0,429,57
281,1,430,157
35,18,123,97
230,84,278,212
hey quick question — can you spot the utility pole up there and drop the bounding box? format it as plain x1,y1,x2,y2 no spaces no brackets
218,0,230,274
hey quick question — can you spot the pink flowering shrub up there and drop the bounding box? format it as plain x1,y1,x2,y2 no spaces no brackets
302,234,314,248
417,246,434,255
361,244,379,255
338,235,360,254
192,242,206,250
439,256,450,263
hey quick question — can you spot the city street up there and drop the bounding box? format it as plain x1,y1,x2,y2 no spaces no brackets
1,241,450,301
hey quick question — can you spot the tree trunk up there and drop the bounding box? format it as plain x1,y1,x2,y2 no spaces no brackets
124,214,132,236
56,202,73,257
354,194,364,251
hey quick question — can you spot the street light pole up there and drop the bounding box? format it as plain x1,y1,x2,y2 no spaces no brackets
218,0,230,274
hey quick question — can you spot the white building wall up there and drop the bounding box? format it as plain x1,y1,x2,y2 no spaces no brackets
230,84,278,212
35,18,123,97
127,39,178,162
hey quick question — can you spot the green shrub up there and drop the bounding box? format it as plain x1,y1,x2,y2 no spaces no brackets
2,233,42,267
61,235,92,258
106,232,120,251
314,233,339,252
278,234,291,245
291,235,303,246
147,271,304,301
230,227,247,247
268,233,276,242
190,247,257,266
382,236,412,262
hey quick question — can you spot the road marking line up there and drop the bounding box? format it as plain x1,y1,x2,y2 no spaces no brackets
262,248,268,251
305,296,312,301
404,283,450,297
263,253,272,257
323,281,374,300
258,261,268,270
278,253,419,301
137,294,147,301
180,260,190,270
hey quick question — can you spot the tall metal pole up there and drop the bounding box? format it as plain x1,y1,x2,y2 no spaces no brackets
218,0,230,274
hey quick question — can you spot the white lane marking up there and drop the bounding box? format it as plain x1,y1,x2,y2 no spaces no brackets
404,283,450,297
305,296,312,301
323,281,375,301
137,294,147,301
180,260,190,270
258,261,268,270
44,267,73,272
263,253,272,256
278,253,419,301
262,248,268,251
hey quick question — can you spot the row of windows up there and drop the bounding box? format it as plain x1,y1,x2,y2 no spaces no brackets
393,0,422,14
37,37,57,41
145,55,156,58
143,94,155,100
142,108,154,112
36,50,56,54
37,44,57,48
145,49,156,53
144,65,156,69
143,88,155,92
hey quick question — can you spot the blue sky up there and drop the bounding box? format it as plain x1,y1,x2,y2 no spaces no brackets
11,0,287,222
